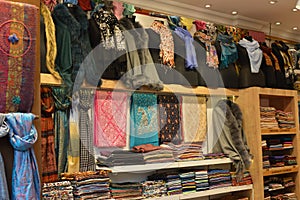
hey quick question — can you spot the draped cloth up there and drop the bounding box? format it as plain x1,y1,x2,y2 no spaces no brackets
0,114,9,138
6,113,40,200
94,91,127,148
79,89,95,172
0,153,9,199
130,93,159,148
217,33,238,69
52,87,70,175
181,96,207,143
158,94,182,144
41,87,58,183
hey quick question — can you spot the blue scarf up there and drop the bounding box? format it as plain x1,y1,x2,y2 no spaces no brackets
217,33,238,69
6,113,40,200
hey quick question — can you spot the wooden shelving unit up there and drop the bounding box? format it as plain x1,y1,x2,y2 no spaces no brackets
237,87,300,200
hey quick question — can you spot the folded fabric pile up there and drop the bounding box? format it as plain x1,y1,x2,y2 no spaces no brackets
61,171,111,200
268,139,283,150
179,171,196,194
166,174,182,195
96,150,145,167
283,192,297,200
204,153,228,159
269,155,285,167
283,177,295,188
231,171,252,186
260,107,278,129
142,180,167,198
208,169,232,189
110,182,143,200
282,137,293,149
263,155,270,168
262,140,268,150
143,149,175,164
275,110,295,129
284,155,297,166
164,142,203,161
195,170,209,191
42,181,74,199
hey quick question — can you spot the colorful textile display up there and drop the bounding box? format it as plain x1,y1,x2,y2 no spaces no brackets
42,181,74,199
208,169,232,189
231,171,252,186
0,153,9,199
260,106,278,129
142,180,167,198
41,87,58,183
143,148,175,164
94,91,127,148
6,113,40,200
179,171,196,194
181,96,207,143
158,94,182,144
130,93,159,148
0,0,38,113
164,142,203,161
275,110,295,128
195,170,209,191
110,182,143,199
216,33,238,69
166,174,182,195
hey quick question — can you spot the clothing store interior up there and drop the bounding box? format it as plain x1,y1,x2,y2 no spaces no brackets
0,0,300,199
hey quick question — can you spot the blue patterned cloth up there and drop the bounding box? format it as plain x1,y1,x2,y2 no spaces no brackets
217,33,238,69
130,93,159,148
6,113,40,200
0,153,9,200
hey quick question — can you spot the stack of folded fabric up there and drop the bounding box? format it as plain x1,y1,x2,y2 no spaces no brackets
283,193,297,200
142,180,167,198
195,170,209,191
231,171,253,186
110,182,143,199
97,150,145,167
208,169,232,189
42,181,74,199
269,155,285,167
263,155,271,168
143,149,175,164
260,107,278,129
61,171,111,200
262,140,268,150
282,137,293,149
275,110,295,129
179,171,196,194
165,143,203,161
204,153,228,159
284,155,297,166
166,174,182,196
283,177,296,188
268,139,282,150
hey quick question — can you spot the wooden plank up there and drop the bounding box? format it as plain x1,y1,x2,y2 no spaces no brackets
263,165,299,176
261,128,297,135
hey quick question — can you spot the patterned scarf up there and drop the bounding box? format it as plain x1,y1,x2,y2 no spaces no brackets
94,91,127,148
194,31,219,68
41,87,58,183
0,153,9,199
158,94,182,144
6,113,40,200
130,93,159,148
217,33,238,69
263,52,273,67
42,0,57,11
151,21,175,68
79,89,95,172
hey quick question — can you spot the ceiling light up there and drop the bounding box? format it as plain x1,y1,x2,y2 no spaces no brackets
296,0,300,9
205,4,211,8
269,0,278,4
292,8,298,12
231,11,238,15
293,27,298,30
275,22,281,25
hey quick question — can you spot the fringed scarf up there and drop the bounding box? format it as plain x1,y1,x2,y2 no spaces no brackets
6,113,40,200
194,31,219,68
217,33,238,69
151,21,175,68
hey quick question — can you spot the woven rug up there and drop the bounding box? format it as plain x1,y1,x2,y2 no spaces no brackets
0,0,38,113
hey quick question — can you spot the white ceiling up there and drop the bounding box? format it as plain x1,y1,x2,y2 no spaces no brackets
124,0,300,42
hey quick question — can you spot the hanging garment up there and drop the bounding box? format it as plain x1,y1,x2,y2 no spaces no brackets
79,89,95,172
52,87,71,175
181,96,207,143
158,94,182,144
42,0,56,11
238,38,263,73
0,153,9,200
113,1,124,20
130,93,159,148
94,91,128,148
41,87,58,183
174,27,198,69
212,100,252,175
0,0,38,113
6,113,40,200
216,33,238,69
0,114,9,138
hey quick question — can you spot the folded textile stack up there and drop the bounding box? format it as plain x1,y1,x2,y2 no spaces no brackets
260,107,278,129
110,182,143,200
42,181,74,199
208,169,232,189
263,155,270,168
96,150,145,167
195,170,209,191
283,177,296,188
143,149,175,164
269,155,285,167
283,193,297,200
282,137,293,149
268,139,282,150
276,110,295,129
179,171,196,194
231,171,252,186
166,174,182,196
164,143,203,161
204,153,228,159
284,155,297,166
262,140,268,150
61,171,111,200
142,180,167,198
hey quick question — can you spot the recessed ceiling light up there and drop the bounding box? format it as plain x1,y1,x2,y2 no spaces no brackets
275,21,281,25
292,8,298,12
269,0,278,4
293,27,298,30
205,4,211,8
231,11,238,15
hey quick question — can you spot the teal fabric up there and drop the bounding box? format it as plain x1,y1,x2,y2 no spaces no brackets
217,33,238,69
130,93,159,148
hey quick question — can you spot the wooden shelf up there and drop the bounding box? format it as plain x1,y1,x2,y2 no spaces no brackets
261,128,297,135
96,158,232,173
146,185,253,200
263,165,298,176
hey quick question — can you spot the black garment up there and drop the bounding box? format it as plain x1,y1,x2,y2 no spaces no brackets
40,14,49,74
260,54,277,88
237,44,265,88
